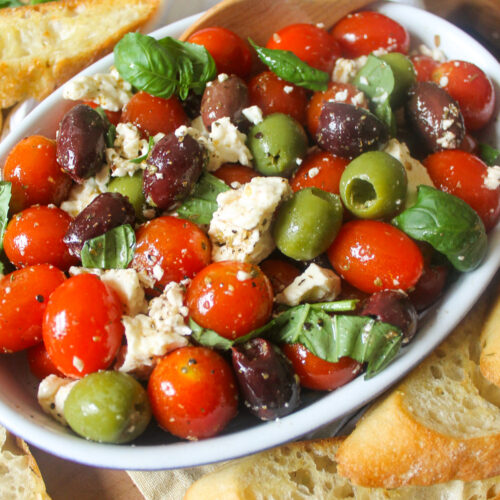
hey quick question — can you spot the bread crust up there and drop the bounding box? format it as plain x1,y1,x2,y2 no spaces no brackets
480,281,500,388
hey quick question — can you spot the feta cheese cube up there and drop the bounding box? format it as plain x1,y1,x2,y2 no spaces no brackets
38,375,77,426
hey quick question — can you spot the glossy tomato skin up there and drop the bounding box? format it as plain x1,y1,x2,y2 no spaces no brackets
266,23,341,73
332,11,410,58
282,343,362,391
187,27,252,78
248,71,308,125
3,135,72,213
327,220,424,294
213,164,259,186
3,205,78,270
423,150,500,231
259,258,301,294
432,61,495,131
43,274,124,378
0,265,66,353
410,55,439,82
121,91,188,137
290,150,348,194
132,216,211,289
186,261,274,340
148,346,238,440
27,342,64,379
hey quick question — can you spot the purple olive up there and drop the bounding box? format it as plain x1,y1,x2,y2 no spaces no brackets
56,104,108,183
361,290,418,344
143,133,207,210
232,338,300,420
64,192,135,258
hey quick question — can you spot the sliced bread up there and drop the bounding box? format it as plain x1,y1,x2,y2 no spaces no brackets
480,280,500,387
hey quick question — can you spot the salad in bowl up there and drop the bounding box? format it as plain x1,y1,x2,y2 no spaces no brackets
0,1,499,470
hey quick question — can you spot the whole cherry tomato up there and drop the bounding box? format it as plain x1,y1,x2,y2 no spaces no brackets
3,205,78,270
187,27,252,78
121,91,188,137
43,274,124,377
27,342,64,380
248,71,308,124
3,135,72,213
213,164,259,187
132,216,211,289
306,82,368,136
331,11,410,58
290,150,348,194
282,343,362,391
266,23,341,73
259,258,301,294
432,61,495,131
410,55,439,82
83,101,122,126
148,346,238,440
327,220,424,294
186,261,274,340
423,150,500,231
0,265,66,353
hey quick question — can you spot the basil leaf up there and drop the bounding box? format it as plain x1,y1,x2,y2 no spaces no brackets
94,107,116,148
81,224,136,269
393,185,487,272
130,136,154,164
249,39,329,91
479,143,500,166
0,0,23,6
177,172,230,225
0,182,12,253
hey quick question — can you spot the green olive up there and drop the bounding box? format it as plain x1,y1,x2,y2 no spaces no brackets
247,113,308,177
108,171,146,219
64,371,151,443
339,151,407,219
379,53,416,107
273,187,343,260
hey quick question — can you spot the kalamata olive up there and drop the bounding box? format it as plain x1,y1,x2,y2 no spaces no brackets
405,81,465,152
143,133,207,210
63,192,135,258
182,91,203,120
231,338,300,420
361,290,418,344
56,104,108,183
201,74,249,129
316,102,389,159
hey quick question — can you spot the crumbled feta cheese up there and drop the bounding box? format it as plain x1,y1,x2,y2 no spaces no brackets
38,375,78,426
60,171,108,217
351,91,366,107
308,167,320,178
209,176,292,263
283,85,294,94
484,166,500,190
332,56,367,83
218,73,229,82
276,264,341,306
62,67,133,111
383,139,435,208
236,270,253,281
439,76,449,87
436,130,457,149
418,43,446,62
242,105,263,125
334,89,349,101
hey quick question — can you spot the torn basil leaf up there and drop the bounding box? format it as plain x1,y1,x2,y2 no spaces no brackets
479,143,500,167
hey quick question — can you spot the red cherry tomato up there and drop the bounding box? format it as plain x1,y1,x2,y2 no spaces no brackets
331,11,410,58
423,150,500,231
42,274,124,377
0,265,66,353
3,135,72,213
290,150,348,194
282,343,362,391
187,27,252,78
410,55,439,82
259,258,301,294
83,101,122,126
266,23,341,73
306,82,368,136
27,342,64,379
3,205,78,270
186,261,274,340
148,346,238,440
248,71,308,124
121,91,188,137
431,61,495,131
213,164,259,187
327,220,424,294
132,216,211,289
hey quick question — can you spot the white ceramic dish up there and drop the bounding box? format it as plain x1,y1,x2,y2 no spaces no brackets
0,2,499,471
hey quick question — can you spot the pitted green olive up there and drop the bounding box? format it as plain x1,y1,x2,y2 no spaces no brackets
108,171,146,219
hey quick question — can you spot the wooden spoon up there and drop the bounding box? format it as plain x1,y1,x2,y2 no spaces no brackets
179,0,375,43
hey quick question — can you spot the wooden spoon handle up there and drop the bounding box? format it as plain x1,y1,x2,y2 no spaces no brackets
179,0,374,43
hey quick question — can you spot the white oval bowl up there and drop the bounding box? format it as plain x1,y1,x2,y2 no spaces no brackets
0,2,499,470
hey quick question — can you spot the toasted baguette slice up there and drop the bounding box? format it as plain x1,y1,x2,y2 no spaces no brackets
184,436,500,500
0,425,50,499
336,291,500,488
480,280,500,387
0,0,160,108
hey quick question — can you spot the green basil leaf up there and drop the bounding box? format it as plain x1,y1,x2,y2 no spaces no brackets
249,39,329,91
94,107,116,148
479,143,500,167
177,172,230,225
29,0,53,4
130,136,154,164
0,182,12,253
81,224,136,269
0,0,23,6
393,185,487,272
